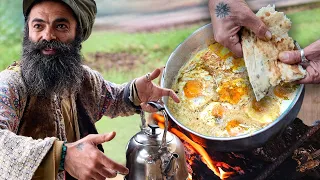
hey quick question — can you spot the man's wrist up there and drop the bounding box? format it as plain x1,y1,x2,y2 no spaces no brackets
125,80,141,111
59,141,68,171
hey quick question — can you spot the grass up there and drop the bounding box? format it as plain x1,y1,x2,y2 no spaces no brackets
0,43,22,70
287,8,320,47
95,115,141,164
0,7,319,164
82,26,200,83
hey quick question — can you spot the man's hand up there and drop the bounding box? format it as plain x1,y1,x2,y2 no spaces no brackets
279,40,320,84
64,132,129,180
208,0,271,57
134,68,180,112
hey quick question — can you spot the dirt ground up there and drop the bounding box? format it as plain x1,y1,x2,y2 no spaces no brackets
85,52,145,72
87,0,320,125
94,1,320,33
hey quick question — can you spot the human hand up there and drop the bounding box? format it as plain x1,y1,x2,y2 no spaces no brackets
279,40,320,84
208,0,271,57
134,68,180,112
64,132,129,180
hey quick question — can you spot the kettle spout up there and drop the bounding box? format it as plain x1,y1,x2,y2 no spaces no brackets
163,153,179,177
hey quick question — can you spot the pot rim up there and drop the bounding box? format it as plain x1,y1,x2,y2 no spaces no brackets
161,23,305,141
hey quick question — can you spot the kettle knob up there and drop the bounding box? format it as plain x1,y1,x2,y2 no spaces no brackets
148,124,159,135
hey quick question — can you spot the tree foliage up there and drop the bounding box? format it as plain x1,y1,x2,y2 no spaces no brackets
0,0,24,45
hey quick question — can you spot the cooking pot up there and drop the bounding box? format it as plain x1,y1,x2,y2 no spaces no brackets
160,23,305,151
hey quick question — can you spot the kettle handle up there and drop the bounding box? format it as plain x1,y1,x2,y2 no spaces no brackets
147,101,165,111
147,101,168,149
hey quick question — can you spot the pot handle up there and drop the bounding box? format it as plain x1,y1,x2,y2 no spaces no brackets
147,101,165,111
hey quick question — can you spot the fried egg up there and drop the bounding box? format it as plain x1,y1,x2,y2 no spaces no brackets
217,78,250,105
174,68,217,111
199,102,226,126
245,96,281,125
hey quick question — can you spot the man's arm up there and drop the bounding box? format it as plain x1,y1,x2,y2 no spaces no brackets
79,65,140,121
0,69,57,180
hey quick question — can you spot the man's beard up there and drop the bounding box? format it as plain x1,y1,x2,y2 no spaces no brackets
21,29,84,97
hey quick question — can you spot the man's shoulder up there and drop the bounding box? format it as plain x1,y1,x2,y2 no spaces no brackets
6,61,21,72
0,61,23,86
81,65,103,79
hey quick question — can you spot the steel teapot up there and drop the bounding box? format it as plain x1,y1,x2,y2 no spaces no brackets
125,102,188,180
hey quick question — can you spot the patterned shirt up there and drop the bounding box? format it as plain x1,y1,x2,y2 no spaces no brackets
0,64,138,180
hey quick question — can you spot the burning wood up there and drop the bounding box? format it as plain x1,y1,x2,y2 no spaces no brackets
293,148,320,172
152,113,242,179
151,113,320,180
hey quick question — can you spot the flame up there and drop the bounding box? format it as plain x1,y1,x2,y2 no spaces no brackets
219,167,234,179
171,128,234,179
187,173,193,180
153,114,241,180
152,113,165,123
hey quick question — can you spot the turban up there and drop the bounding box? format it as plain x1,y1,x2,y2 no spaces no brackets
23,0,97,41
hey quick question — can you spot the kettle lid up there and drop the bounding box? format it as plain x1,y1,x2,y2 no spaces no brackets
134,124,173,146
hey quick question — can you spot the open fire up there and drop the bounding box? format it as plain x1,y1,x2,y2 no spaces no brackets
151,113,320,180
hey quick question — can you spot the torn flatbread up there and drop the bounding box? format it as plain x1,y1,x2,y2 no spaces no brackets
242,5,306,101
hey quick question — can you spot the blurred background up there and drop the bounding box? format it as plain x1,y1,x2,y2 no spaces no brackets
0,0,319,179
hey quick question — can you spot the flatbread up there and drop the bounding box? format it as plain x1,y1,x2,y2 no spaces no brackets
242,5,306,101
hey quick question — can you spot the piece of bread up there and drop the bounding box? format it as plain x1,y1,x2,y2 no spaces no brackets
242,5,306,101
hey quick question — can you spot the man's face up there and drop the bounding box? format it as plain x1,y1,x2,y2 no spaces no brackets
28,0,77,54
21,1,84,97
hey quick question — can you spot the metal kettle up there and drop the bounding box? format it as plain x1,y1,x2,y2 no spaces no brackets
125,101,188,180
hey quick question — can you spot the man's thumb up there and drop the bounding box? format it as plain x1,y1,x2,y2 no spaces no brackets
279,50,301,64
90,132,116,145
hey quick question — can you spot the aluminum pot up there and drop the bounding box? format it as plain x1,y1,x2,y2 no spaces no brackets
160,23,305,152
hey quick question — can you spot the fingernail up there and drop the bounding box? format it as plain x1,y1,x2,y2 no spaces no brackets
265,31,272,40
279,52,289,61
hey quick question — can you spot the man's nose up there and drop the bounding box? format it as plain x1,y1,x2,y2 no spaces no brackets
42,28,57,41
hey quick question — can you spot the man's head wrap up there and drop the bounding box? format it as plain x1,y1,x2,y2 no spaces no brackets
23,0,97,41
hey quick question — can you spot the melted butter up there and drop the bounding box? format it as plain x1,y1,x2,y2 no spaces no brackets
232,58,246,71
274,83,296,99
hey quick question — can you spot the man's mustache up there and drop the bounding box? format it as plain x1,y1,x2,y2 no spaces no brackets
26,40,73,54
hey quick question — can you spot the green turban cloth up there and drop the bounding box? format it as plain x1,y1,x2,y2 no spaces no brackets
23,0,97,41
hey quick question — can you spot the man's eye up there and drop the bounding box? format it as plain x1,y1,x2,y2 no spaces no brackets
57,24,67,29
34,24,42,29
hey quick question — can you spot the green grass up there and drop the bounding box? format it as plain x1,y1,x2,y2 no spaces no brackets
287,8,320,47
82,26,200,83
0,44,21,69
0,7,319,164
95,115,141,164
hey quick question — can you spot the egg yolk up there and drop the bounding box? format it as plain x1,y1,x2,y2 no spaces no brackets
274,84,295,99
183,80,203,98
252,97,270,113
218,79,247,104
212,105,224,118
226,120,243,136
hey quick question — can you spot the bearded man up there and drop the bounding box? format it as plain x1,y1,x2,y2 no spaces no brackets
0,0,179,179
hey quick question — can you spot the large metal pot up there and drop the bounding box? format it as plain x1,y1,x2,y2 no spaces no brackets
161,23,305,152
